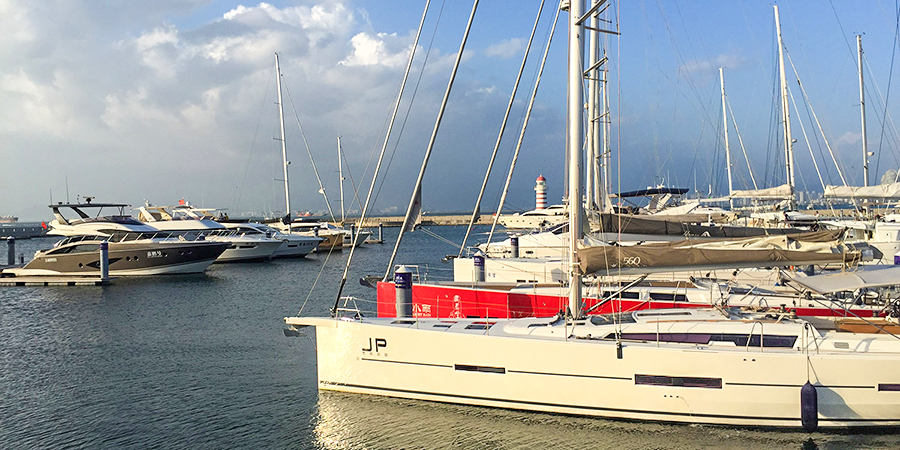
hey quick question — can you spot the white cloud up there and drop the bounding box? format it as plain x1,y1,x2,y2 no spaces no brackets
485,38,524,59
678,52,747,78
467,86,496,97
0,0,537,218
836,131,861,146
341,32,409,67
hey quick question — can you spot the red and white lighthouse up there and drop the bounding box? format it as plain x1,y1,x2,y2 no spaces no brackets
535,175,547,210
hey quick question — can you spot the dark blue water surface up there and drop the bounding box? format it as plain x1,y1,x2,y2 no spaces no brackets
1,226,896,449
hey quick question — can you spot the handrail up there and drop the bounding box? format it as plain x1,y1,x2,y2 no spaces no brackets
745,321,764,352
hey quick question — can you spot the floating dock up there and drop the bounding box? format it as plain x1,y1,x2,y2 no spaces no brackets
0,275,110,286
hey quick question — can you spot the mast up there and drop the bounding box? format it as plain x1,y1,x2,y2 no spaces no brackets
567,0,585,318
337,136,345,224
858,34,870,186
586,12,597,210
275,53,291,222
601,62,612,211
774,5,795,209
720,67,734,209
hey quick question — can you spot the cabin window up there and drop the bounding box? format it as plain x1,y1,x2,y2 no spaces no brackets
465,321,496,330
600,291,640,300
391,320,417,325
609,332,797,348
635,374,722,389
878,384,900,391
648,292,687,302
589,313,637,326
455,364,505,374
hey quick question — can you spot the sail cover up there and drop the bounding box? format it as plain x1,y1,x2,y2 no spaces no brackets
594,213,812,238
785,266,900,294
578,238,857,276
730,183,792,199
823,183,900,199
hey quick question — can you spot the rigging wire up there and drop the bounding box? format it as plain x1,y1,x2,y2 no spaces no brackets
864,55,900,173
331,0,435,310
879,0,900,179
282,82,337,221
486,2,560,247
786,52,847,187
233,68,275,213
370,1,446,209
458,0,548,256
383,0,482,282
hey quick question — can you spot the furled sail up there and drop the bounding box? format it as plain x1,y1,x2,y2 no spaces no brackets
578,235,857,276
593,213,815,238
823,183,900,199
730,183,792,199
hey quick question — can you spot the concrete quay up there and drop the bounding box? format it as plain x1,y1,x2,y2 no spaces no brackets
356,213,494,227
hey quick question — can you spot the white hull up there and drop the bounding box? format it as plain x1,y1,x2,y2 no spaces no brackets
272,237,320,258
290,314,900,428
206,236,282,262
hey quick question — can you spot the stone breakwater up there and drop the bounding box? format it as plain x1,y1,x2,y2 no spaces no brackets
357,214,494,227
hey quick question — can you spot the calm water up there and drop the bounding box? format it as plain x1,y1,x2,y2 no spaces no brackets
0,226,896,449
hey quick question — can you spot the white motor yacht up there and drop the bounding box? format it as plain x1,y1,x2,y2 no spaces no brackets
136,204,282,262
4,201,229,276
271,221,346,251
222,222,321,258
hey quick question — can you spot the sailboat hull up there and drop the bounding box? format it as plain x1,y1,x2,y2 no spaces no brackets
294,317,900,429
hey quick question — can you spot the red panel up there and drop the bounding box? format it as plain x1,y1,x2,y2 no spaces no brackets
375,282,877,319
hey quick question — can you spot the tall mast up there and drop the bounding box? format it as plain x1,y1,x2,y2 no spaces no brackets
774,6,795,209
602,64,612,211
567,0,585,318
586,9,598,210
337,136,345,224
275,53,291,221
720,67,734,209
858,34,870,186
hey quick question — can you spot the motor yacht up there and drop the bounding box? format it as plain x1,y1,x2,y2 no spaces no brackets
3,201,228,276
5,233,227,276
137,204,282,262
222,222,321,258
271,221,345,251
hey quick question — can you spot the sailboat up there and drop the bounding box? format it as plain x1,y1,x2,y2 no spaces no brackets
264,53,345,252
284,1,900,430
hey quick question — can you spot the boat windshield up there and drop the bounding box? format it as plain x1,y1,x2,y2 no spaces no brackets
589,312,637,326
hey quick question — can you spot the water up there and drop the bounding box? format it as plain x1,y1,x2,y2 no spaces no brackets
1,227,896,449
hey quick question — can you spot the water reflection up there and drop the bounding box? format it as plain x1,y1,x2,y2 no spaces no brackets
312,391,895,450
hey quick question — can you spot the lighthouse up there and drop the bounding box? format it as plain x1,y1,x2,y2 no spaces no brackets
535,175,547,210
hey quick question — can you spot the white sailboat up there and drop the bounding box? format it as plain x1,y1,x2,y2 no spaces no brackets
284,1,900,430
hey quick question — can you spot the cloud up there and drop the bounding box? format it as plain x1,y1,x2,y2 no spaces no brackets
340,32,410,68
1,0,532,218
836,131,861,146
678,52,747,79
485,38,524,59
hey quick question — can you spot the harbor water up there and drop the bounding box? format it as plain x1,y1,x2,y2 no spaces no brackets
1,226,897,449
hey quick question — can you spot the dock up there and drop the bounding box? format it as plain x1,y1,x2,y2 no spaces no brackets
0,275,110,286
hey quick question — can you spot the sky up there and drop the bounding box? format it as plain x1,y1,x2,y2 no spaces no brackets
2,0,899,221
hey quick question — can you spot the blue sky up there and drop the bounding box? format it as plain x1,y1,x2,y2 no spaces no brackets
1,0,899,220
